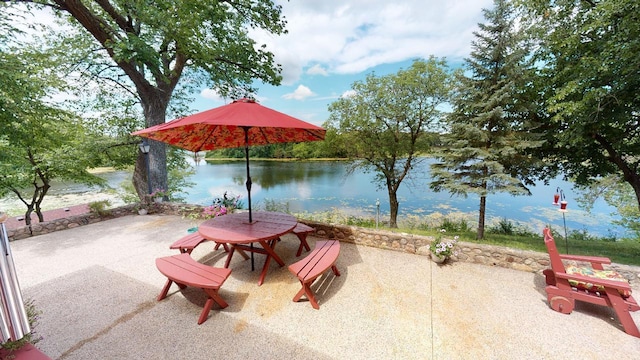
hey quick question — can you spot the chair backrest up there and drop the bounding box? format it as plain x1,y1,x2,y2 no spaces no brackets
543,227,566,274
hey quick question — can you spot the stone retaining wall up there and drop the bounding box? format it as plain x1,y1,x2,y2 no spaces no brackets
303,220,640,284
5,203,197,241
5,203,639,284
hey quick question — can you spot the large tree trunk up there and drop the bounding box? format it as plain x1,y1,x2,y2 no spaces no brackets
133,91,170,200
388,188,399,228
478,195,486,240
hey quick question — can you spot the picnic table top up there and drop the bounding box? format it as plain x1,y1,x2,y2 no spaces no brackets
198,211,297,244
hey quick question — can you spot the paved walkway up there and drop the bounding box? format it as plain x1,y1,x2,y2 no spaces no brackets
3,204,90,231
7,214,640,359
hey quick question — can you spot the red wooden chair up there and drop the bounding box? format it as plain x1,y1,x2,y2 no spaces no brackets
541,227,639,338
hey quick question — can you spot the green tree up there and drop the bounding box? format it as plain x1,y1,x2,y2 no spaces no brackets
327,58,452,228
0,43,103,224
5,0,287,200
518,0,640,212
430,0,543,239
574,176,640,238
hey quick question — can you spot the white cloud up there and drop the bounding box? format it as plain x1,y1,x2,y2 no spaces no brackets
200,88,224,102
307,64,328,76
251,0,493,84
282,85,316,100
341,90,357,98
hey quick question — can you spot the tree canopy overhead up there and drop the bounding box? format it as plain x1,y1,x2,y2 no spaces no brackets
4,0,288,198
518,0,640,211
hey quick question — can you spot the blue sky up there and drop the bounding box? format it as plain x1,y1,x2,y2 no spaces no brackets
193,0,495,126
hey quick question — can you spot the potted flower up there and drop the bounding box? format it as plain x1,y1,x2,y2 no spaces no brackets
135,203,148,215
429,229,459,264
150,188,169,203
200,192,243,219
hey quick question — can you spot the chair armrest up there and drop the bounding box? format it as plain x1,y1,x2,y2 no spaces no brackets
559,254,611,270
555,272,631,292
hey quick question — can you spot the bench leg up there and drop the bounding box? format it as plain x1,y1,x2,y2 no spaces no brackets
258,239,281,286
198,288,229,325
157,279,174,301
605,289,640,338
293,282,320,310
214,242,230,252
295,233,312,257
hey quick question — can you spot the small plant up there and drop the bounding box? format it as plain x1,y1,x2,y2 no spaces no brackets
212,191,243,211
429,229,459,261
88,200,112,216
150,188,169,199
199,192,242,219
201,204,228,218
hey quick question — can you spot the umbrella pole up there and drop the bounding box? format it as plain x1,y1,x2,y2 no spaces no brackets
243,127,255,271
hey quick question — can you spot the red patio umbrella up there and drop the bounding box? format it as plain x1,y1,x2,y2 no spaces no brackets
132,98,326,223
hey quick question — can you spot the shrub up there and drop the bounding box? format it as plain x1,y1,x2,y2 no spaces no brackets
489,218,514,235
440,218,470,233
89,200,112,216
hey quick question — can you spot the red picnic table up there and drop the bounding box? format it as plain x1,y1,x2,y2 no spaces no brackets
198,211,297,286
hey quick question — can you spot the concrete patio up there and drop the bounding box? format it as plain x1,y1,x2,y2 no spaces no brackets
8,214,640,359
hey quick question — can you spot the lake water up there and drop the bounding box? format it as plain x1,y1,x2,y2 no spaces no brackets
178,159,623,237
0,159,625,237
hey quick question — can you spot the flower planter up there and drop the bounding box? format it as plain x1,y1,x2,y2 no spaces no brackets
431,252,446,264
154,197,164,203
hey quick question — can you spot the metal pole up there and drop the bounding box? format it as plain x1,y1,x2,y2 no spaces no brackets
139,140,152,195
242,127,255,271
375,199,380,229
145,153,151,195
0,215,30,342
562,212,569,254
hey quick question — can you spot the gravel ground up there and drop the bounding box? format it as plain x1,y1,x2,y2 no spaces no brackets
7,214,640,359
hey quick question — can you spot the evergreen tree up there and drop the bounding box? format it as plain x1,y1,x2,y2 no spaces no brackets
430,0,543,239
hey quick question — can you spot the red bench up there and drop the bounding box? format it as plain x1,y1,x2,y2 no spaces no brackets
155,253,231,324
169,232,228,254
292,223,314,256
288,240,341,309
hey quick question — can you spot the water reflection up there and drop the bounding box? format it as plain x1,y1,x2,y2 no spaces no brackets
1,160,624,237
185,160,625,237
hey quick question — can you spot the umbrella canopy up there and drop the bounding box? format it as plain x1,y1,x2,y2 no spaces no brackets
132,98,326,222
132,98,325,152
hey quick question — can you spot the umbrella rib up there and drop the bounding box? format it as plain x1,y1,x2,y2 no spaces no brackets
195,125,220,152
302,128,325,140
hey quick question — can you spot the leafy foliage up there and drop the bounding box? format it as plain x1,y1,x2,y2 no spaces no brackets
0,40,103,223
8,0,289,200
518,0,640,213
327,58,453,227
